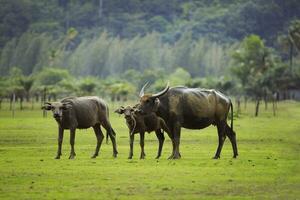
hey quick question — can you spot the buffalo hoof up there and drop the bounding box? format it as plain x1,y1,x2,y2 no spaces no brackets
128,156,133,159
155,155,161,159
212,156,220,159
172,154,181,159
140,152,146,159
54,156,60,159
113,150,118,158
69,155,76,159
168,153,181,159
91,154,98,159
233,154,238,159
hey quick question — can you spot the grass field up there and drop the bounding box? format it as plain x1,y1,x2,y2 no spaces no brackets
0,101,299,199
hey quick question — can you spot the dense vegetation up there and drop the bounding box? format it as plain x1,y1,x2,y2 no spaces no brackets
0,0,300,115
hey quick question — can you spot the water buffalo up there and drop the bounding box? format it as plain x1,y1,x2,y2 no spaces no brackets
115,105,169,159
42,96,118,159
138,83,238,159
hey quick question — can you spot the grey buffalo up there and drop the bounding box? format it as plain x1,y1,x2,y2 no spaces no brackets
115,105,169,159
138,83,238,159
42,96,118,159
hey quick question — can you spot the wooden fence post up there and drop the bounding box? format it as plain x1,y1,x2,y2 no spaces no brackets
42,87,47,118
12,93,15,118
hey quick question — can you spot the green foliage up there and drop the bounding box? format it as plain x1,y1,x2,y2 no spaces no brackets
169,68,191,86
105,80,136,101
0,1,300,101
36,68,71,86
78,77,99,96
1,0,300,49
19,76,34,93
0,77,9,97
289,19,300,50
0,67,36,100
0,32,60,75
148,16,169,32
0,0,32,49
187,76,234,93
231,35,277,98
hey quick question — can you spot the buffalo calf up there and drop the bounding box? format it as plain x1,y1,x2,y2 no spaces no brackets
115,105,169,159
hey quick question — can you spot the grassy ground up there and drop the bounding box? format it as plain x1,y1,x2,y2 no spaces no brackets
0,101,299,199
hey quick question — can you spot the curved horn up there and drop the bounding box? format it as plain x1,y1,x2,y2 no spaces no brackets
151,82,170,98
42,102,52,110
139,82,149,97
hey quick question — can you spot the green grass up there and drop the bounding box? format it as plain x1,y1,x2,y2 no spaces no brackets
0,101,299,199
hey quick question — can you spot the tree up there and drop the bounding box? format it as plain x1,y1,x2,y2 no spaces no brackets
78,77,98,96
288,20,300,51
0,0,32,51
35,68,73,100
169,68,191,86
106,81,135,101
288,20,300,70
6,67,26,110
36,68,71,86
232,35,275,116
0,77,10,109
148,16,169,32
19,75,35,102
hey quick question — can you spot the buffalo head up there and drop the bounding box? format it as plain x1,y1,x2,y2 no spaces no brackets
42,102,72,121
115,106,134,120
138,82,169,114
115,104,141,120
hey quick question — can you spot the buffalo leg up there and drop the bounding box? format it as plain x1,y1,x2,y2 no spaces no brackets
155,130,165,159
140,132,146,159
55,127,64,159
225,124,238,158
213,121,226,159
168,140,176,159
128,133,134,159
69,128,76,159
158,120,168,159
92,125,104,158
102,120,118,157
171,123,181,159
165,123,176,159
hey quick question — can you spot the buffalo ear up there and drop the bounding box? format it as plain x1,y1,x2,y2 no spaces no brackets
41,103,52,110
115,107,125,114
153,98,160,111
62,103,72,110
133,108,142,114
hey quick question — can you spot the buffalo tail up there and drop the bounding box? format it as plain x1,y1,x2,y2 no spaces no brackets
106,132,108,144
230,101,233,131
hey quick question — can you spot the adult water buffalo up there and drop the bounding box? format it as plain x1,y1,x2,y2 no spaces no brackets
138,83,238,159
42,96,118,159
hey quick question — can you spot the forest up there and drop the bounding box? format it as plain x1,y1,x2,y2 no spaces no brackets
0,0,300,115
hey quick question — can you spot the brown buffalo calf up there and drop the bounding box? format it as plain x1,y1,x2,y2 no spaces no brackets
115,105,169,159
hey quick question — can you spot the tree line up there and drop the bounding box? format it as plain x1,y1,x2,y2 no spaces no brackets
0,1,300,116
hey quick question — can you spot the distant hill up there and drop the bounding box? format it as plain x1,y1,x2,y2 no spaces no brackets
0,0,299,77
1,0,300,46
